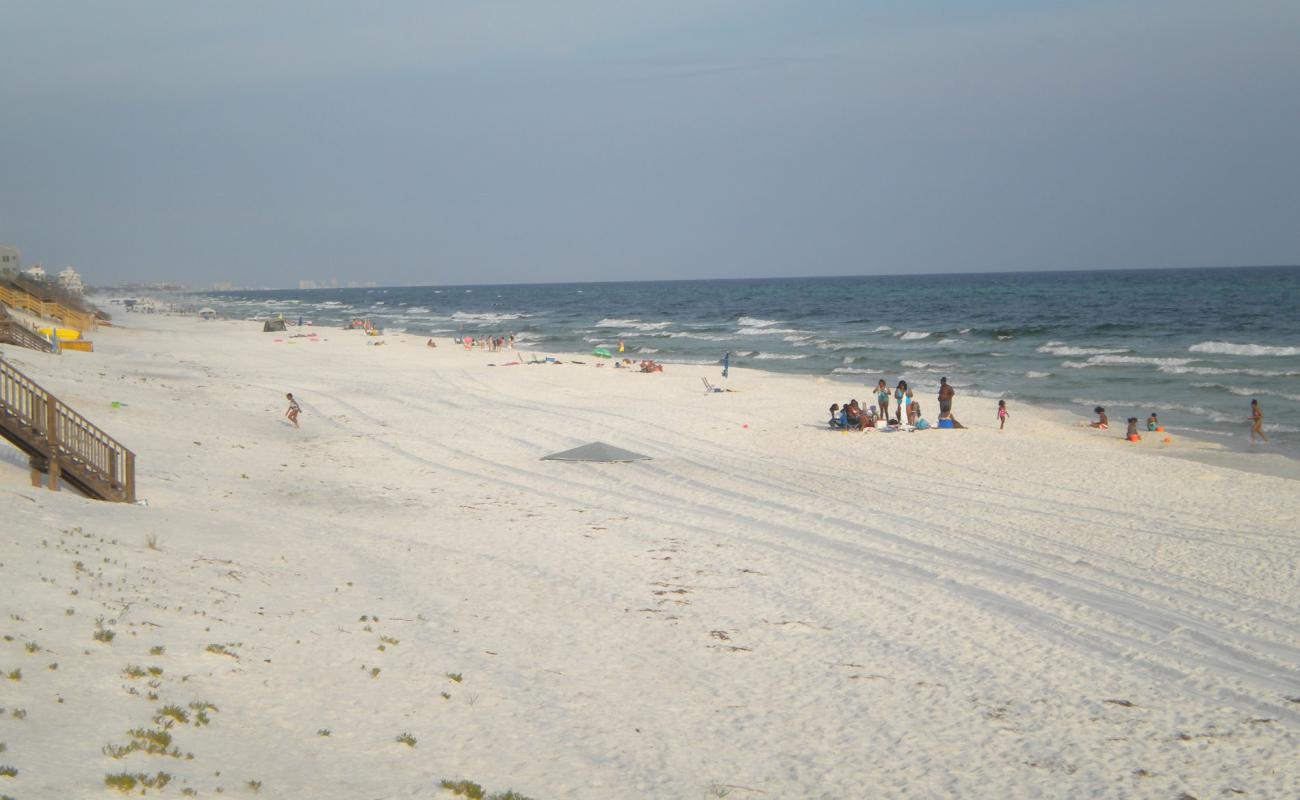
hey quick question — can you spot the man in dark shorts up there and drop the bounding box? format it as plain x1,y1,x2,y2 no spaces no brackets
938,377,955,420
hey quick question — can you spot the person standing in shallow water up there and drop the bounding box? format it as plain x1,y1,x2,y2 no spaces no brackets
285,393,302,429
1250,399,1268,443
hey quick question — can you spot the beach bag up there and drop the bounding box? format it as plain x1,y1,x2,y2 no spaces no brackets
916,419,930,430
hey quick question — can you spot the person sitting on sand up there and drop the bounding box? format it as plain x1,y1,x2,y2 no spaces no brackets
829,403,843,428
1126,417,1141,442
427,338,437,348
285,393,302,429
1250,399,1268,443
1147,412,1158,431
1090,406,1108,429
845,401,863,430
640,360,663,373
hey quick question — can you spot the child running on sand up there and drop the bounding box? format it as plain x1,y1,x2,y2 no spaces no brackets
1250,399,1268,443
285,393,302,429
997,399,1009,430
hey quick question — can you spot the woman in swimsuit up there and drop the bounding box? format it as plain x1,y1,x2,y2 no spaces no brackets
1251,399,1268,443
876,379,891,423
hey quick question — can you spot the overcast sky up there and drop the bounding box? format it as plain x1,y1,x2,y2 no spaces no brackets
2,1,1298,287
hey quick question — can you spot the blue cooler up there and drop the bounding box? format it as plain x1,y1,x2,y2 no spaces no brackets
938,419,955,429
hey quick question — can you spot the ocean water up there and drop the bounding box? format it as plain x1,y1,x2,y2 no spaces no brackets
203,266,1300,456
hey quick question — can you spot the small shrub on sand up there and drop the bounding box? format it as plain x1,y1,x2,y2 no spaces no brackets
4,670,18,682
445,672,463,683
247,779,262,792
0,765,17,777
438,778,535,800
396,732,417,747
317,729,331,737
93,619,116,643
122,665,147,679
149,645,166,656
156,705,189,726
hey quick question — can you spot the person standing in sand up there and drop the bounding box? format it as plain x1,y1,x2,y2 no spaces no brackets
938,377,955,420
285,393,302,429
997,399,1009,430
1250,399,1268,443
876,379,891,422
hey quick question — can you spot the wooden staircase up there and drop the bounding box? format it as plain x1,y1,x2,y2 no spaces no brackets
0,355,135,502
0,304,57,353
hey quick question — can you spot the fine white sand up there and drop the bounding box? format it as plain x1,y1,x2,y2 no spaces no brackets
1,314,1298,799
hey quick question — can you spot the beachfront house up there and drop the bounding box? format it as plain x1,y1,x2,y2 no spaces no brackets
57,266,85,294
0,244,19,275
22,264,46,281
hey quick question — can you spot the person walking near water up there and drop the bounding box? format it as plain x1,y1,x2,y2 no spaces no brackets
285,393,302,429
938,377,955,420
1250,399,1268,443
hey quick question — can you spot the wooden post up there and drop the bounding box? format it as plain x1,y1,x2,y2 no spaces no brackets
124,451,136,504
46,399,59,492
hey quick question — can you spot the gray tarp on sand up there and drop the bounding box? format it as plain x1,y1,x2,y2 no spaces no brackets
541,442,651,462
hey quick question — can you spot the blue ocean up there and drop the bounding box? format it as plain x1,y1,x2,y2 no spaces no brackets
204,266,1300,455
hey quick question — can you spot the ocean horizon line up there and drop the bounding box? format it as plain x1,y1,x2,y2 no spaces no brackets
193,262,1300,294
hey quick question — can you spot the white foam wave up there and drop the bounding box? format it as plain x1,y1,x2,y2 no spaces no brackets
1025,371,1052,379
668,332,730,341
831,367,875,375
1192,383,1300,402
405,307,431,314
1189,340,1299,357
736,316,781,328
596,318,672,331
900,360,955,370
737,327,804,336
783,334,814,343
638,347,659,354
452,311,526,323
897,331,931,341
751,352,809,360
1036,341,1131,356
1069,355,1197,367
871,325,892,333
936,338,959,345
1158,364,1300,378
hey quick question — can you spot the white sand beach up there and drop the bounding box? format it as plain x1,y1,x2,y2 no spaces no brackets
2,315,1298,799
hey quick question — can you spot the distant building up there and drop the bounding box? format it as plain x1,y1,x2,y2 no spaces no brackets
298,279,319,290
22,263,46,281
57,266,85,294
210,281,236,291
0,243,18,274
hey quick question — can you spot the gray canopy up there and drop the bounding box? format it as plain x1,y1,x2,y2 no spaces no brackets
541,442,651,462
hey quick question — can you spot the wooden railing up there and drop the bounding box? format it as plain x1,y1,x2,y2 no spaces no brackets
0,285,97,333
0,356,134,502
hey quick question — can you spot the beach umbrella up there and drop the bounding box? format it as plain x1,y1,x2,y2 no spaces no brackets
592,348,612,358
541,442,651,462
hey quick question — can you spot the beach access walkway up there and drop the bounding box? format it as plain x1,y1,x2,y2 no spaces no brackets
0,354,135,502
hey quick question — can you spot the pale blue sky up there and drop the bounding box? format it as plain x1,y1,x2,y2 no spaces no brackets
2,1,1298,286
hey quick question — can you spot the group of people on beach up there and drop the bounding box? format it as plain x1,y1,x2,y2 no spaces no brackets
1087,397,1271,443
456,333,514,351
830,377,972,431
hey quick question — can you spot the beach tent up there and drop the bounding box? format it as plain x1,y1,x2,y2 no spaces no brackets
263,318,287,332
198,308,217,320
541,442,651,462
